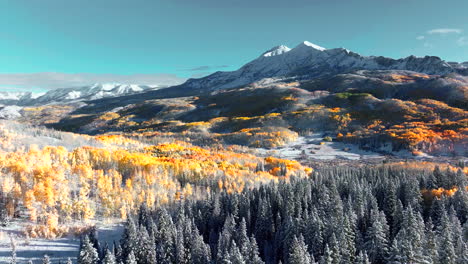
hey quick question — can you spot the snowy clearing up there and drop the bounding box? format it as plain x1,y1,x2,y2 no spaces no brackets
256,134,383,160
0,220,123,263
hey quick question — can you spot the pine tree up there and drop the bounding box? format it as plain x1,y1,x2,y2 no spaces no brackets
452,185,468,224
237,218,250,257
320,245,334,264
304,210,323,259
423,219,439,264
455,236,468,264
88,227,101,258
438,231,456,264
383,182,398,238
189,228,212,264
328,234,341,264
102,249,117,264
229,241,246,264
340,215,356,264
394,207,426,263
246,236,264,264
289,235,312,264
120,217,137,260
388,239,403,264
254,199,274,254
78,235,99,264
136,226,156,264
42,255,51,264
217,215,236,262
174,227,188,264
354,251,371,264
364,210,389,264
125,251,137,264
67,258,73,264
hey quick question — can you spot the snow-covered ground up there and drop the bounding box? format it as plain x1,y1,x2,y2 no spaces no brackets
256,134,383,160
0,105,22,119
0,220,123,263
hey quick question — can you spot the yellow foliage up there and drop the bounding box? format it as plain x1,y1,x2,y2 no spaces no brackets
0,140,311,237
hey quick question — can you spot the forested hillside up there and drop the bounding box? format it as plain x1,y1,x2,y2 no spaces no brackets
0,121,310,239
75,164,468,264
12,72,466,157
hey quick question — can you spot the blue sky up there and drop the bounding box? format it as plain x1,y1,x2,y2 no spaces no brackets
1,0,467,91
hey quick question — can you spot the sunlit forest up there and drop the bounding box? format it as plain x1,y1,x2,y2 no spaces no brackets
1,120,466,264
0,121,310,239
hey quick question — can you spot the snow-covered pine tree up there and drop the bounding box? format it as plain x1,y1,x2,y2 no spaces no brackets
354,251,371,264
78,235,99,264
289,235,312,264
229,241,245,264
364,210,389,264
42,255,51,264
125,251,137,264
102,249,116,264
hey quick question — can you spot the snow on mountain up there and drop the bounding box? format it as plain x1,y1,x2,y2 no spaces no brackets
0,105,22,119
182,41,467,91
0,91,31,101
0,83,161,106
262,45,292,57
300,40,326,51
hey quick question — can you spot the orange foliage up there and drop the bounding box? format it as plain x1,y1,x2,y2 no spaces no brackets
421,186,467,199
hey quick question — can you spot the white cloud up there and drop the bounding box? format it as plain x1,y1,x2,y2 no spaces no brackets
183,65,230,71
416,35,425,40
457,36,468,46
0,72,187,91
427,28,462,35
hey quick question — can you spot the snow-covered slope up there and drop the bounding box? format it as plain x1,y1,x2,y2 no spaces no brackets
0,83,161,106
0,91,29,101
0,91,44,103
183,41,468,91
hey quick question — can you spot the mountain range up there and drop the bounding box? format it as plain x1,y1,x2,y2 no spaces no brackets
1,41,467,106
0,83,161,106
1,41,467,156
181,41,468,92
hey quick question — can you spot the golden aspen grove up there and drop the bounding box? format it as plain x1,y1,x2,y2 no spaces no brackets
0,122,311,238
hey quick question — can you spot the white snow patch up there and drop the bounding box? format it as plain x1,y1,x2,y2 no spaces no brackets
65,91,82,100
256,134,382,160
301,41,327,51
262,45,291,57
0,220,124,263
0,106,22,119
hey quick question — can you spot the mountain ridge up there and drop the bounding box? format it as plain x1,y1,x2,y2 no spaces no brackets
0,83,163,106
181,41,468,92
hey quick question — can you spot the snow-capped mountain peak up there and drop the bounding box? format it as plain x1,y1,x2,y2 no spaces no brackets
262,45,291,57
296,41,326,51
